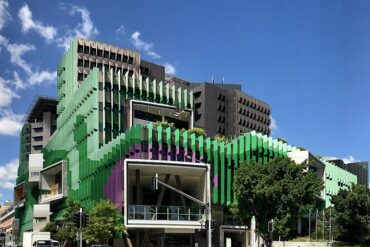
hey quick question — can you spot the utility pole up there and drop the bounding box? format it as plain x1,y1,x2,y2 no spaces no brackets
308,209,311,242
79,208,83,247
315,209,318,242
322,210,325,242
329,207,332,243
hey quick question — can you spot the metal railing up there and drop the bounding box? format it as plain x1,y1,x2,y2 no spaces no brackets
128,205,205,221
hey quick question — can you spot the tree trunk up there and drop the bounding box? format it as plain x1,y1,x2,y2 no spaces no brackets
122,230,133,247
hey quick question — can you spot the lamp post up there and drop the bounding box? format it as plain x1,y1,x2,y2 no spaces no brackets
308,209,311,242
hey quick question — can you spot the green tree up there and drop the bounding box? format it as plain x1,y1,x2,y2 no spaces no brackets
42,199,82,247
331,184,370,244
214,134,231,143
232,157,323,241
154,120,174,129
187,127,207,137
84,200,125,244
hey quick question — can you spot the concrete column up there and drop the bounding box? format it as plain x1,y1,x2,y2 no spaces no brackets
251,216,256,247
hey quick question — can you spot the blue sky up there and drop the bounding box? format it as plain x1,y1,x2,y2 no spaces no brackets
0,0,369,201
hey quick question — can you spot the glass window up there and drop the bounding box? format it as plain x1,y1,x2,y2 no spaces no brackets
78,45,83,53
128,56,134,64
90,48,97,56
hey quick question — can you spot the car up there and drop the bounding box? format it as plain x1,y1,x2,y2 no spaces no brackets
51,241,60,247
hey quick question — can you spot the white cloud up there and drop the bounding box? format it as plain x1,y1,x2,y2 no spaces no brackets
0,0,11,31
270,116,278,131
116,25,125,35
164,63,176,75
18,4,57,41
57,35,73,51
29,70,56,86
342,155,359,164
6,43,35,74
69,5,98,38
0,77,19,108
0,110,23,136
57,5,99,50
6,42,56,88
12,71,26,90
0,34,8,53
130,31,161,59
0,159,18,189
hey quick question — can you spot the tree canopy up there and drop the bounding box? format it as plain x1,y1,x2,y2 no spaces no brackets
42,199,81,247
331,184,370,244
232,157,324,240
84,200,125,244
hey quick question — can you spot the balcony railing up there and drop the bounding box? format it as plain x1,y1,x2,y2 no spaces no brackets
40,183,63,202
128,205,205,222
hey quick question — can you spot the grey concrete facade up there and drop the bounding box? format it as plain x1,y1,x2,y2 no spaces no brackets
76,37,165,84
191,82,271,138
25,97,57,156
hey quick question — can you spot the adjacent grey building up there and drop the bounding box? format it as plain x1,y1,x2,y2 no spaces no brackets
76,37,165,84
191,82,271,138
24,97,57,154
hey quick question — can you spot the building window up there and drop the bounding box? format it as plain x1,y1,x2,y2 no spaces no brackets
78,45,83,53
90,48,96,56
30,172,40,177
33,127,43,133
110,52,116,60
33,136,43,142
97,49,103,57
128,56,134,64
78,73,84,81
78,59,83,67
84,46,89,54
84,60,89,68
117,54,122,61
33,145,43,151
90,62,96,69
122,55,128,63
34,217,47,223
103,50,109,58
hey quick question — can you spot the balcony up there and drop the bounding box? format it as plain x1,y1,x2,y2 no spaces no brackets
123,159,211,229
40,183,64,203
39,160,67,204
128,205,206,228
13,182,26,208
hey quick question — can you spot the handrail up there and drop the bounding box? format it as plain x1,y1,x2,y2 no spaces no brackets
128,205,206,221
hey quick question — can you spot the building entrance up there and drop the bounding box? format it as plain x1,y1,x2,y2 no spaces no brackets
149,233,194,247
